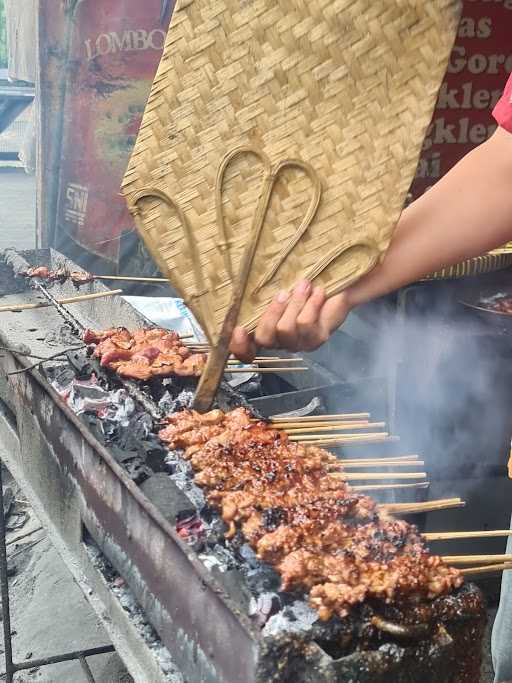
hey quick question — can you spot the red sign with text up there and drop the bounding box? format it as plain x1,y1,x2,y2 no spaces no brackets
54,1,172,265
410,0,512,198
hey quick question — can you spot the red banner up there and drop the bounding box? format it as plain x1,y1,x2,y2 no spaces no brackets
410,0,512,198
54,1,172,266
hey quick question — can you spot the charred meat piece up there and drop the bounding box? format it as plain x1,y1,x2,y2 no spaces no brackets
487,295,512,314
22,267,94,284
157,407,463,620
84,328,207,380
24,266,50,278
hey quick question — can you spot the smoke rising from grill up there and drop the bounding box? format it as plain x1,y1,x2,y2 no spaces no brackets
339,292,512,491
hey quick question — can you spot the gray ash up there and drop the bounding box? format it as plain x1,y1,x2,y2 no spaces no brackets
158,388,195,413
85,539,184,682
44,324,81,347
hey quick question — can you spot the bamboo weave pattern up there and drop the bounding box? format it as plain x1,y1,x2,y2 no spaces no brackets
123,0,461,343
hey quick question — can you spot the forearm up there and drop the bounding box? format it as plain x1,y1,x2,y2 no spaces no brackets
345,127,512,309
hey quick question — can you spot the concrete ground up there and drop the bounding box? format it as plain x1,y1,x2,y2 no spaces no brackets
0,167,499,682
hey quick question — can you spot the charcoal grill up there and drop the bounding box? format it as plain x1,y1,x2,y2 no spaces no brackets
0,248,486,683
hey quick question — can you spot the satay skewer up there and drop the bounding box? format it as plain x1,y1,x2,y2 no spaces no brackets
227,358,305,365
270,412,371,422
273,420,372,429
293,433,392,445
353,482,430,492
282,422,385,434
21,269,171,284
95,275,170,283
330,472,427,481
0,289,123,312
225,367,308,373
443,554,512,565
461,562,512,575
342,460,424,469
380,498,465,514
423,530,512,541
339,455,420,464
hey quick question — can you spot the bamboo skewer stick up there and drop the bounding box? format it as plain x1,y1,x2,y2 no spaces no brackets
227,358,305,365
380,498,464,514
353,482,430,492
271,413,371,422
307,436,398,446
273,420,371,429
224,367,308,373
95,275,170,283
294,433,391,445
342,460,424,469
339,455,420,465
423,530,512,542
443,554,512,565
331,472,427,481
0,289,123,312
293,432,388,441
282,422,385,434
461,562,512,576
383,497,462,508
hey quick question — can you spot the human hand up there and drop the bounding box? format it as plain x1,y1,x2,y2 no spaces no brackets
230,280,352,362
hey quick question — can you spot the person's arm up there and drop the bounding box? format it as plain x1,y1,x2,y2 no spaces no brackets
230,126,512,360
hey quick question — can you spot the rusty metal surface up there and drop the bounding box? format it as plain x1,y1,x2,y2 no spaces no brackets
18,368,258,683
0,250,259,683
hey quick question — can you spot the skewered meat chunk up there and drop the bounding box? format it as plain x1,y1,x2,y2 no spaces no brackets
22,267,95,284
487,296,512,314
84,328,207,379
158,407,463,620
24,266,50,278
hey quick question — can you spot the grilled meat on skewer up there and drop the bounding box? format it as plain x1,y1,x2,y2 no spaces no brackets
84,327,207,379
22,266,96,284
21,266,95,285
158,407,462,620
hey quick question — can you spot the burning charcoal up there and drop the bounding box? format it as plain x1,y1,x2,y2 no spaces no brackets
197,553,226,572
210,545,237,569
109,445,139,464
238,544,260,569
47,365,76,397
164,453,193,477
263,600,319,638
158,389,195,414
249,592,282,627
183,483,206,510
140,473,197,525
99,390,138,427
68,380,113,415
245,566,281,594
175,512,205,551
204,517,228,547
122,459,152,484
143,442,168,473
262,507,286,531
65,350,101,379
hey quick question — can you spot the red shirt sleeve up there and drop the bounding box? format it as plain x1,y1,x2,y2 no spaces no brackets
493,74,512,133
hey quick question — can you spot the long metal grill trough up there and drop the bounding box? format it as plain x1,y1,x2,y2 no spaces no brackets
0,249,486,683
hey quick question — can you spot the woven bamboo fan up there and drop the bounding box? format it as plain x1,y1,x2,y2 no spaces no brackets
122,0,461,410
